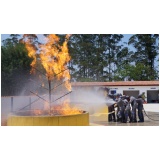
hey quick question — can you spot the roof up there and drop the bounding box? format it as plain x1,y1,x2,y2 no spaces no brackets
71,81,159,87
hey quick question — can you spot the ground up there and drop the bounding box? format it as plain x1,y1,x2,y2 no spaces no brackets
90,112,159,126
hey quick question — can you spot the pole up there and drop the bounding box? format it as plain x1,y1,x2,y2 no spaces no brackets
11,97,13,112
48,79,51,114
29,97,31,110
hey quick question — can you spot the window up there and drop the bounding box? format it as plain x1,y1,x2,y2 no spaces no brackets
111,90,116,94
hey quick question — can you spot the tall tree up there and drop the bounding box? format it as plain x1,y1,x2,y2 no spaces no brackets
103,34,124,81
1,35,33,96
115,47,134,80
68,34,124,82
68,34,97,81
128,34,159,79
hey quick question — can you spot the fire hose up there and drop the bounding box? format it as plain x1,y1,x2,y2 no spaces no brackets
142,107,159,121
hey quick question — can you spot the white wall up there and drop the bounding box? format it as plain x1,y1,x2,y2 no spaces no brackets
109,85,159,102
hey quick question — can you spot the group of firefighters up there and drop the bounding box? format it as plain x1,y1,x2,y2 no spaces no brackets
107,92,145,123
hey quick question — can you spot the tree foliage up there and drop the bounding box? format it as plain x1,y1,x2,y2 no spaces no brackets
1,35,34,96
68,34,124,81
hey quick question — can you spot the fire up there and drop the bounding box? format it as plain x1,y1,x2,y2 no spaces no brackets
43,100,82,116
39,34,71,90
24,34,81,116
54,99,82,115
33,109,43,116
24,40,37,73
24,34,71,90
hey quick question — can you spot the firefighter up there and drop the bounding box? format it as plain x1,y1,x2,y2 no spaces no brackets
124,96,132,123
108,103,117,122
138,92,146,103
130,96,138,122
107,93,117,122
136,95,144,122
115,94,126,122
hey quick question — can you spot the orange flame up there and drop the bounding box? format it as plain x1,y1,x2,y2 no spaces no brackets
39,34,71,91
54,99,82,115
33,109,43,116
24,40,37,73
25,34,82,116
60,99,82,115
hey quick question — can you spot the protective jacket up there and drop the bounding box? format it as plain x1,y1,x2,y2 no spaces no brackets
136,98,144,122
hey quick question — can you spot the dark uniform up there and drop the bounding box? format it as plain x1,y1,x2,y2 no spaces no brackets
116,96,125,122
107,94,117,122
136,96,144,122
108,103,116,122
124,98,132,123
130,96,137,122
139,92,146,103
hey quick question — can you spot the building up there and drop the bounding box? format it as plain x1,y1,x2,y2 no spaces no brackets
71,81,159,103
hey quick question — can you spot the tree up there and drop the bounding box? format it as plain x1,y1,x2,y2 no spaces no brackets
68,34,98,81
68,34,124,82
103,34,124,81
1,35,34,96
114,47,134,80
128,34,159,80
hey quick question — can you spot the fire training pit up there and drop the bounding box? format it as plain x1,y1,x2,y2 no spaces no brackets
7,110,89,126
7,34,89,126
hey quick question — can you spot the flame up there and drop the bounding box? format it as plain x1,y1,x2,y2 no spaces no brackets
55,99,82,115
32,100,82,116
33,109,43,116
24,34,71,91
24,40,37,73
24,34,82,116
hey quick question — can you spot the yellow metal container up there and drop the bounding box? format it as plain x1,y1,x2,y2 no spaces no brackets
7,112,89,126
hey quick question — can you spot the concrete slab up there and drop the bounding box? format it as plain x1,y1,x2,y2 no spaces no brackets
143,103,159,112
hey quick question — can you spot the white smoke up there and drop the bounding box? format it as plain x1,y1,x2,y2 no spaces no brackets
70,88,115,114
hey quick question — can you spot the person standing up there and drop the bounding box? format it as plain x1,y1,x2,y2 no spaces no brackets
139,92,146,103
108,103,117,122
124,96,132,123
136,95,144,122
107,93,117,122
116,94,125,123
130,96,138,122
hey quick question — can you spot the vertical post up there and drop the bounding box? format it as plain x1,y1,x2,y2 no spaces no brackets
11,97,13,112
48,79,51,114
29,97,31,110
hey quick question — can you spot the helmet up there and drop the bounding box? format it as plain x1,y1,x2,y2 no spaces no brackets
116,93,122,97
130,96,135,103
138,94,142,98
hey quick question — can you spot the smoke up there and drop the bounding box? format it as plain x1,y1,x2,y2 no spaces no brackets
70,88,115,114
